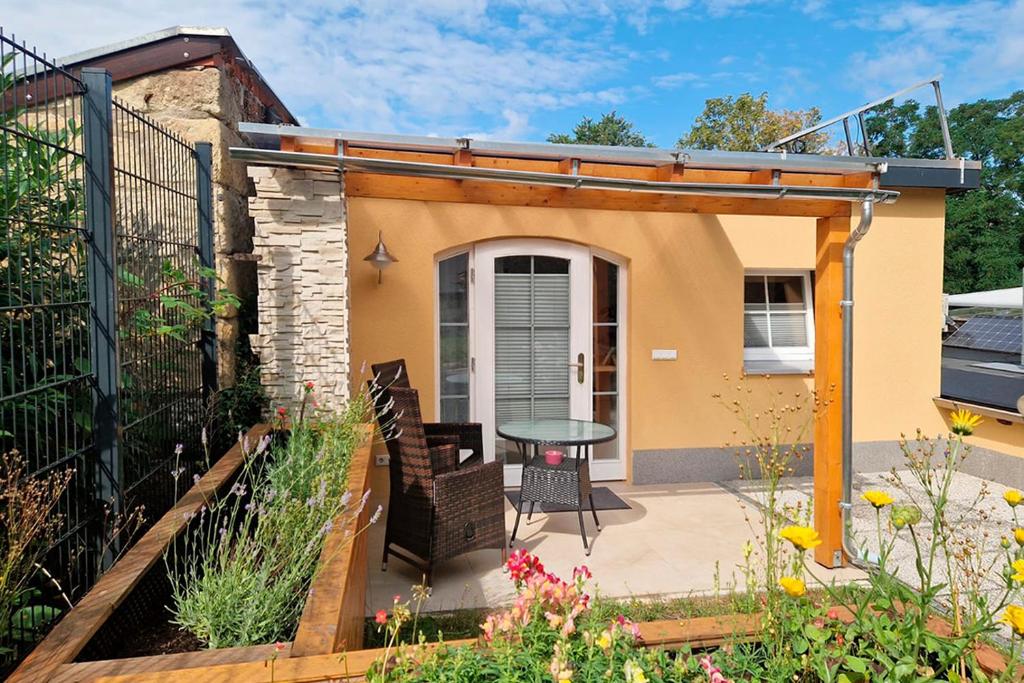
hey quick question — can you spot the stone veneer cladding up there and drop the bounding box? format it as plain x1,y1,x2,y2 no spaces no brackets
247,166,350,411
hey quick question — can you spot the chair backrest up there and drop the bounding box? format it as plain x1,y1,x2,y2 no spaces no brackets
385,386,435,502
368,359,410,464
371,359,410,390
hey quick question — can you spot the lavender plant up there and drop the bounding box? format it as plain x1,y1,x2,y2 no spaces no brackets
166,387,377,648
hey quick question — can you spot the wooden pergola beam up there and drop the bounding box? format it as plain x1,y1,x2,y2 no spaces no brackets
813,215,851,568
344,173,853,217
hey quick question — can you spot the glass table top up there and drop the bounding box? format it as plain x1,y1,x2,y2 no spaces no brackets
496,418,616,446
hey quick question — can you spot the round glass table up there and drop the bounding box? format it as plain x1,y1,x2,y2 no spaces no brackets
497,418,616,556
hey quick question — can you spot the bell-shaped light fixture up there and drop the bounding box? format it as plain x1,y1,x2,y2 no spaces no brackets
363,230,398,284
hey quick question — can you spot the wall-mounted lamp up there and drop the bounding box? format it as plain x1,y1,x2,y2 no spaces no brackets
363,231,398,284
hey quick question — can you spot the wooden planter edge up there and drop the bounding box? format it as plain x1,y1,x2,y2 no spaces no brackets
291,422,375,655
76,609,1018,683
13,424,376,683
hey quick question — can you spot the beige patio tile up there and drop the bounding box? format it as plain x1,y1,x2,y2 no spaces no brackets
364,466,866,616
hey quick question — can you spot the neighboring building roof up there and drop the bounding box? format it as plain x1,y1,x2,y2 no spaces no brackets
948,287,1024,309
57,26,297,125
944,315,1023,355
941,315,1023,413
238,122,983,192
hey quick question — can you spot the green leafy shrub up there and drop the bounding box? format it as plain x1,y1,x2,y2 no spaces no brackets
166,387,374,648
204,352,268,457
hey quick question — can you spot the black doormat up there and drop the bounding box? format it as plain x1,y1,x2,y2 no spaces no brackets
504,487,631,513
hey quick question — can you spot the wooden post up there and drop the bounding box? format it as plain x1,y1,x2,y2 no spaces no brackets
813,214,850,568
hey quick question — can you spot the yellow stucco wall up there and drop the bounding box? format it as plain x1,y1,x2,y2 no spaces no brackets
347,188,1024,467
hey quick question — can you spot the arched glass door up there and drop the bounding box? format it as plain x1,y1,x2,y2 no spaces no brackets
437,239,625,485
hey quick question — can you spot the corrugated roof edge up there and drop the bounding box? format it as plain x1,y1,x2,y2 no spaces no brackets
55,26,231,66
56,26,298,126
237,122,981,191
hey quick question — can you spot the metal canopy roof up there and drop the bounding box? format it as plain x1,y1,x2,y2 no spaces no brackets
229,147,900,204
237,122,981,190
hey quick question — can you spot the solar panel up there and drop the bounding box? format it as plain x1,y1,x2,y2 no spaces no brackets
944,315,1023,354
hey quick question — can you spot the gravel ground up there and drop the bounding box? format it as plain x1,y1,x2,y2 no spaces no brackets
721,468,1024,641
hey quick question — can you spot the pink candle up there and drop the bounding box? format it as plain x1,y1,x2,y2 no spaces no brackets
544,449,564,466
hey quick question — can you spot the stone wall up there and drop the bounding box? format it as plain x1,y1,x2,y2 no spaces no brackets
113,65,259,387
246,166,350,411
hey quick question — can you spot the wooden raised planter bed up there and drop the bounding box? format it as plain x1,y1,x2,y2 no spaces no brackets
10,423,375,683
13,424,1015,682
29,607,1016,682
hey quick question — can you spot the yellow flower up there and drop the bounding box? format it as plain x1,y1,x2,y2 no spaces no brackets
1011,559,1024,582
861,490,894,509
1015,528,1024,547
596,630,612,650
1002,605,1024,637
779,576,806,598
949,408,983,436
623,659,649,683
779,525,823,551
1005,490,1023,507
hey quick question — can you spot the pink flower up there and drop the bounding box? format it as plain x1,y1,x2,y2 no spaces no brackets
274,642,286,653
276,407,287,417
393,594,401,603
375,610,388,624
699,655,732,683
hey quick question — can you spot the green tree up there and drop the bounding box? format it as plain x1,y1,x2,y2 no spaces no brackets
547,111,654,147
678,92,828,152
865,92,1024,293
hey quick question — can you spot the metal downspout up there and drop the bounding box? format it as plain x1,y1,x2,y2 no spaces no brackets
840,199,875,568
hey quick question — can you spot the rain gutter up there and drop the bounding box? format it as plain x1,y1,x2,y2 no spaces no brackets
840,200,877,570
229,147,900,204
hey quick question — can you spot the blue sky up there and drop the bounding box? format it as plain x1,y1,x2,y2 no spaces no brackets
9,1,1024,148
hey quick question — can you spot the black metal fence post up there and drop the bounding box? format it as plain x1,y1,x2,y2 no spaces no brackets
196,142,217,400
81,67,123,536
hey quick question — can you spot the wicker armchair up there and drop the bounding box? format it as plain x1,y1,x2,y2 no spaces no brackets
371,386,506,584
370,359,483,466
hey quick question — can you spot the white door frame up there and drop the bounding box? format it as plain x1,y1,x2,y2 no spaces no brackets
473,239,591,486
434,239,628,484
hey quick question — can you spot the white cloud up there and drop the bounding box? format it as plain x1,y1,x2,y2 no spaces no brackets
652,71,702,89
845,0,1024,102
6,0,649,138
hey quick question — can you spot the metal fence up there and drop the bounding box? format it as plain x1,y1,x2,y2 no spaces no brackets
0,29,214,662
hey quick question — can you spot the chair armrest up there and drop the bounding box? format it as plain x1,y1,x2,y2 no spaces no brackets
427,434,459,449
433,461,506,550
429,443,459,477
424,422,484,463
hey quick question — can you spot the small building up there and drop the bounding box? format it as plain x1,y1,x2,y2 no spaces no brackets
58,27,297,386
939,285,1024,456
230,125,1021,477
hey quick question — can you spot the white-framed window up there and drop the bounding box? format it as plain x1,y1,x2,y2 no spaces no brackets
437,252,471,422
743,271,815,374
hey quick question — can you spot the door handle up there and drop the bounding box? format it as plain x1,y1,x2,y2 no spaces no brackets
567,353,585,384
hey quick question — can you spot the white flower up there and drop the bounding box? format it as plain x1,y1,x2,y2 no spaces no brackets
370,504,383,524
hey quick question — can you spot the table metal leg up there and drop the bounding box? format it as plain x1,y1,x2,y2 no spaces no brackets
510,440,526,546
577,503,590,556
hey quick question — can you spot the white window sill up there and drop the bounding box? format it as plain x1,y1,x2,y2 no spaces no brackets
743,359,814,376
